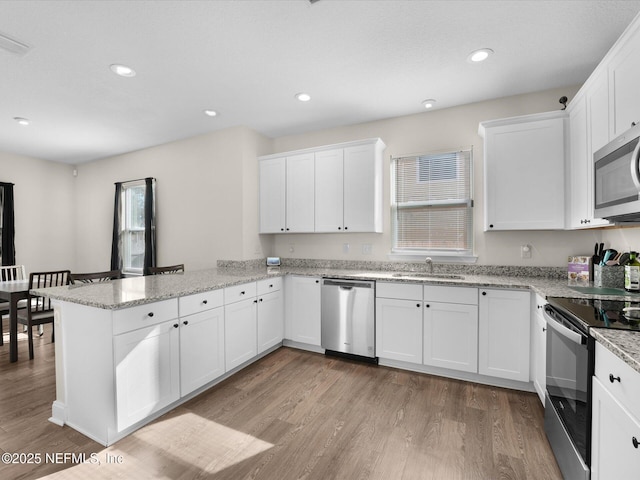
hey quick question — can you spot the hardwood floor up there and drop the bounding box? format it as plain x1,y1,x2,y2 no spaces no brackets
0,326,562,479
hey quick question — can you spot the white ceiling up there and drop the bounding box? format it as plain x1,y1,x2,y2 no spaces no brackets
1,0,640,164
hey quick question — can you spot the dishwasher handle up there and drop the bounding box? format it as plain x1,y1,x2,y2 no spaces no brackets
322,278,373,289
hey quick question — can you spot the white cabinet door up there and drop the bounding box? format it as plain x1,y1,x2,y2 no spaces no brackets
179,306,225,397
259,157,286,233
530,294,546,404
568,96,590,229
257,289,283,353
589,71,611,154
591,377,640,480
225,298,258,371
423,301,478,373
376,297,423,364
314,149,344,232
609,31,640,138
284,275,321,346
343,142,382,232
482,113,566,230
114,320,180,431
286,153,315,233
478,289,530,382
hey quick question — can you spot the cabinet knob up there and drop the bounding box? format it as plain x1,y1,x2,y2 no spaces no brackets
425,304,430,308
147,312,154,317
482,291,487,296
633,437,639,449
609,373,621,383
416,303,421,308
173,323,179,328
344,226,348,230
281,228,284,232
269,284,273,288
286,228,290,231
240,291,245,295
253,299,258,304
183,320,189,326
202,299,208,305
489,224,494,228
633,121,638,127
338,227,341,230
259,298,263,302
542,327,547,332
316,280,319,283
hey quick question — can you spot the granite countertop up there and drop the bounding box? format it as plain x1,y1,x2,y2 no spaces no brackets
33,262,640,375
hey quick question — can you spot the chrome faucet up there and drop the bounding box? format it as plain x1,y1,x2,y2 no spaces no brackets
425,257,433,274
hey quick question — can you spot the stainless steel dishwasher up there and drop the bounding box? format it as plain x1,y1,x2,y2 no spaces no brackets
321,278,376,360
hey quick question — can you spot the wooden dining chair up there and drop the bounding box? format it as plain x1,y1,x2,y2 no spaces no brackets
70,269,122,284
0,265,26,346
145,264,184,275
17,270,71,359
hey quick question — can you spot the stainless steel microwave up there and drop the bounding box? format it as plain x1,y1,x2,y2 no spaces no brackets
594,122,640,222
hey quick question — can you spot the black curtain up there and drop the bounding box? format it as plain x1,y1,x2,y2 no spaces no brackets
110,182,123,271
110,178,156,275
143,177,156,275
0,182,16,266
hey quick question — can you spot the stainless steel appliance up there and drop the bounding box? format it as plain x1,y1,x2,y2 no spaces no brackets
594,122,640,222
544,297,640,480
321,278,375,360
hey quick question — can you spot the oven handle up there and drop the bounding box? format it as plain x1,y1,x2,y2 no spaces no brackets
631,138,640,191
544,307,586,345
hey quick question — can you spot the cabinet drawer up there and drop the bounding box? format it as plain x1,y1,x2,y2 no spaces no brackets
424,285,478,305
376,282,422,301
595,342,640,420
113,299,179,335
224,282,257,304
257,277,282,296
179,289,224,317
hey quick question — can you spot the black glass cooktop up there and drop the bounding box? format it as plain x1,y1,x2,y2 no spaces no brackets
547,296,640,332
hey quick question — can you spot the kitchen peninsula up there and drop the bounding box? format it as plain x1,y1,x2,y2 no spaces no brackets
35,262,640,447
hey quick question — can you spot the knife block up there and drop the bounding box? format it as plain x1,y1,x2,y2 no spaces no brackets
594,265,624,289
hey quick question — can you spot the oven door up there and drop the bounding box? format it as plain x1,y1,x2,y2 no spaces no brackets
544,305,590,480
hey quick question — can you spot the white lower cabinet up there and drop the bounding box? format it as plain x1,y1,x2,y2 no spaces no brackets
285,275,322,347
591,377,640,479
478,288,530,382
376,296,423,364
424,301,478,373
114,320,181,432
592,342,640,479
530,293,547,404
224,296,258,372
257,280,284,353
179,306,225,397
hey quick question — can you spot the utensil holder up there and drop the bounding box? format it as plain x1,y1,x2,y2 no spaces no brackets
594,265,624,289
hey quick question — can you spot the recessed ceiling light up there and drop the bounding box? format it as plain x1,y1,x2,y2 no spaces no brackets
110,64,136,77
295,93,311,102
422,99,436,109
467,48,494,63
13,117,30,126
203,109,218,117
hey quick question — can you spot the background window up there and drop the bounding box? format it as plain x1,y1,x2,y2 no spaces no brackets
122,181,147,274
391,148,473,257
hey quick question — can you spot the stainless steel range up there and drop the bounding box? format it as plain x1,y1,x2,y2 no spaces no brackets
544,296,640,480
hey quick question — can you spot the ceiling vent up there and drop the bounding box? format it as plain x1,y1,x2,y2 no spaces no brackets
0,31,31,56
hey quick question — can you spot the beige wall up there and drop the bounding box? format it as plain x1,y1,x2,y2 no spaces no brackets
74,126,272,272
269,85,606,266
0,151,76,274
5,85,628,272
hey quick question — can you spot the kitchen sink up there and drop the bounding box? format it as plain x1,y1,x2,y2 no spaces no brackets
391,272,464,280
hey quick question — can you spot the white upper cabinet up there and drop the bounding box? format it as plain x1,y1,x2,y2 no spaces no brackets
480,111,567,231
259,157,286,233
259,153,315,233
286,153,315,233
259,138,385,234
608,26,640,138
314,149,344,232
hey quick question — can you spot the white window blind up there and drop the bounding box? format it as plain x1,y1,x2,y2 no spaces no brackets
391,148,473,256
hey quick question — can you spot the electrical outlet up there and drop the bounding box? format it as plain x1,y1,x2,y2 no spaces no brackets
362,244,373,255
343,243,350,254
521,244,532,259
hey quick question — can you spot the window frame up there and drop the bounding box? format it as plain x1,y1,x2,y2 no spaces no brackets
120,180,148,276
389,148,476,262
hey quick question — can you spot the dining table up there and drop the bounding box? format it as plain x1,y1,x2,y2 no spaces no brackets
0,280,30,362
